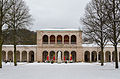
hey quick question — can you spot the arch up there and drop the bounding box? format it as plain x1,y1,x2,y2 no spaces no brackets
8,51,13,62
91,51,97,62
98,51,101,61
84,51,90,62
22,51,27,62
43,35,48,44
2,51,6,62
50,51,55,60
16,51,20,62
105,51,111,62
57,35,62,44
71,35,76,44
112,51,115,62
29,51,34,62
56,51,62,61
42,51,48,62
64,51,69,60
71,51,76,62
50,35,55,44
64,35,69,44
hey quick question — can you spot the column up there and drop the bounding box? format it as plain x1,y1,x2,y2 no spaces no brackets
6,51,8,61
69,35,71,44
48,35,50,44
34,52,36,62
48,51,50,60
104,52,106,62
55,35,57,44
111,52,112,62
97,52,99,62
13,51,14,62
90,52,91,62
20,52,22,62
62,36,64,44
27,52,29,62
62,51,64,61
69,52,71,60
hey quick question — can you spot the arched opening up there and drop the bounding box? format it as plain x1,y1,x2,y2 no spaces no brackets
71,35,76,44
64,51,69,60
43,35,48,44
64,35,69,44
84,51,90,62
50,35,55,44
22,51,27,62
16,51,20,62
98,51,101,61
56,51,62,61
42,51,48,62
57,35,62,44
50,51,55,60
105,51,111,62
71,51,76,62
2,51,6,62
112,51,115,62
29,51,34,62
8,51,13,62
91,51,97,62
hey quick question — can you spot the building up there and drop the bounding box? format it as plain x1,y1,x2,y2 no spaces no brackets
2,29,120,63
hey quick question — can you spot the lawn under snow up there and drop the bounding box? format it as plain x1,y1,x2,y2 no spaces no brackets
0,62,120,79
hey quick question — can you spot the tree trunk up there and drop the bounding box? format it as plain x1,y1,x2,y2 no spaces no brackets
114,44,118,68
100,46,104,66
0,26,2,68
13,28,17,66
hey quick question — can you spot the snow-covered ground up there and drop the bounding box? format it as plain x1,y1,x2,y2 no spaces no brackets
0,62,120,79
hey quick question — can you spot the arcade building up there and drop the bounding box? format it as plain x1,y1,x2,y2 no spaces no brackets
2,29,120,63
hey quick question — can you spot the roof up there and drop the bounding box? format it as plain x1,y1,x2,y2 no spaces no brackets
38,29,82,31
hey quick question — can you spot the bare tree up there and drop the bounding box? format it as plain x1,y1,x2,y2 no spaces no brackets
81,0,108,66
0,0,13,68
103,0,120,69
6,0,32,66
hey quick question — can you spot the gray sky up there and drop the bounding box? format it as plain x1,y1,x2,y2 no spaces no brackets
25,0,91,31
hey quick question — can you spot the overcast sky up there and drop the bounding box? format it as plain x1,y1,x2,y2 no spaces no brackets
24,0,91,31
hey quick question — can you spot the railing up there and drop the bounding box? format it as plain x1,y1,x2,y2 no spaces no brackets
71,42,76,44
43,42,48,44
57,42,62,44
42,42,77,44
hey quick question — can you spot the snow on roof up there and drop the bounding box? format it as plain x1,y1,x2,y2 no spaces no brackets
38,29,82,31
3,45,37,47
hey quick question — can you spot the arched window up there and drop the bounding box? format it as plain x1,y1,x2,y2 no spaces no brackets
50,51,55,60
64,51,69,60
50,35,55,44
16,51,20,62
105,51,111,62
29,51,34,62
8,51,13,62
2,51,6,62
71,35,76,44
71,51,76,62
57,35,62,44
22,51,27,62
91,51,97,62
43,35,48,44
84,51,90,62
42,51,48,62
64,35,69,44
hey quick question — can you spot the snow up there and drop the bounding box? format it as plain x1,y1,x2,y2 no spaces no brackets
38,29,81,31
0,62,120,79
